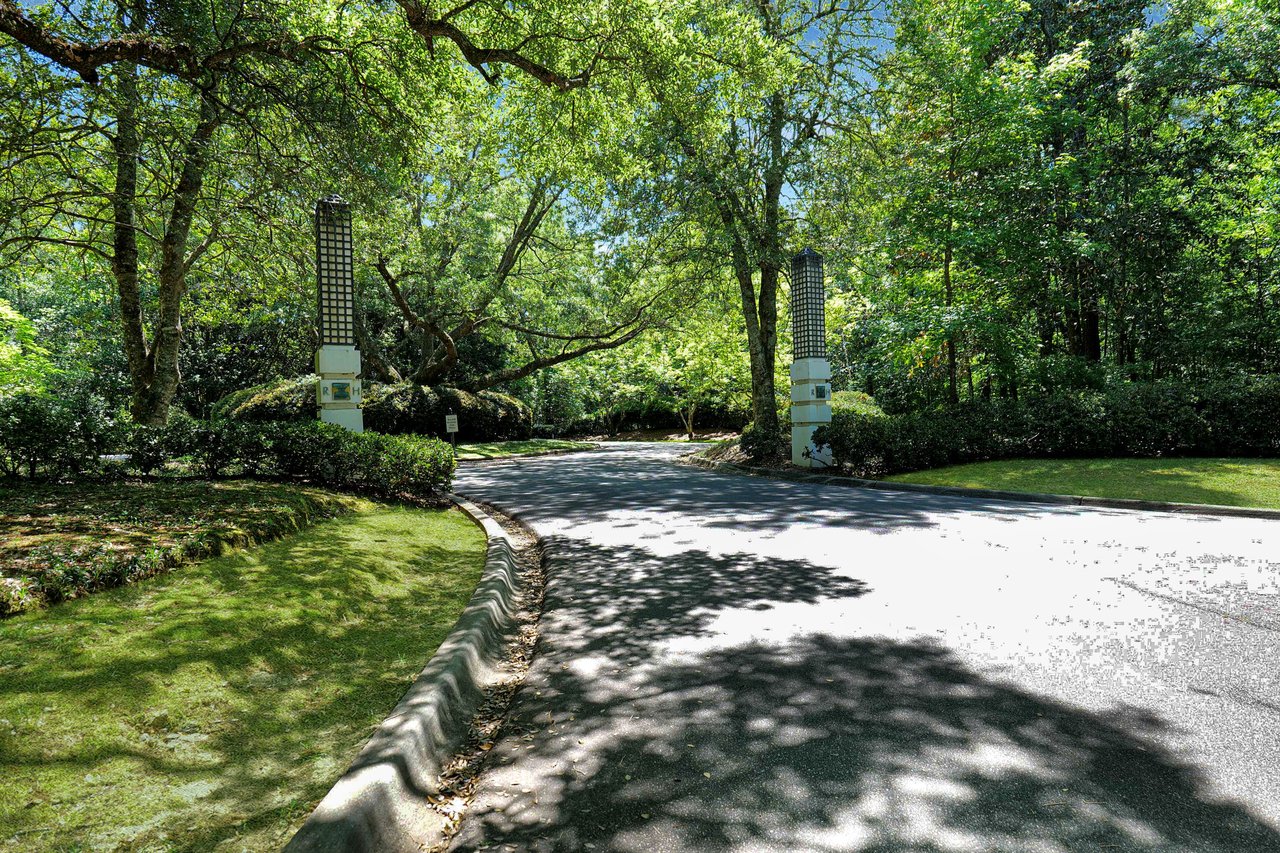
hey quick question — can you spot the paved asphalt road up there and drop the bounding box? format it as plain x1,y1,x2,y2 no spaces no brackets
450,443,1280,853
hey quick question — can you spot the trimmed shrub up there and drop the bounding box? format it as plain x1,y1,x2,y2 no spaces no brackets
361,383,440,434
261,422,454,496
211,375,319,422
830,390,884,417
814,376,1280,478
363,430,457,494
119,415,455,496
362,383,532,441
1191,376,1280,455
478,389,535,440
0,389,113,479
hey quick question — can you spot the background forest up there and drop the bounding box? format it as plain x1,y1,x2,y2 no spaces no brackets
0,0,1277,459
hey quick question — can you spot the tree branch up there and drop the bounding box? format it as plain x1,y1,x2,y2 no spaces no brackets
397,0,594,90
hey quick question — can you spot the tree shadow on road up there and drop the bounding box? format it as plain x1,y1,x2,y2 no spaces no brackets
458,445,1188,538
448,532,1278,852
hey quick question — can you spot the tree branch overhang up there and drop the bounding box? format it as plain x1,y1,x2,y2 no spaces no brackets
0,0,599,90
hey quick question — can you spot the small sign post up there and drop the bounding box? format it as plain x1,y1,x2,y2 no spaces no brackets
445,412,459,453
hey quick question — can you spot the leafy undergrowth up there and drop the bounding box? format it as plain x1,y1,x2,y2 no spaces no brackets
456,438,596,460
0,481,367,616
0,504,486,851
888,457,1280,508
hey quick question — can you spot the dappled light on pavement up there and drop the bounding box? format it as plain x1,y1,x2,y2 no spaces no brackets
452,444,1280,852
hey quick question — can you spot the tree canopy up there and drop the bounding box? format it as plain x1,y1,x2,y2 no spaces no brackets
0,0,1276,437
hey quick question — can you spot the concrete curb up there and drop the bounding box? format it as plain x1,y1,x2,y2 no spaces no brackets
682,454,1280,522
283,496,523,853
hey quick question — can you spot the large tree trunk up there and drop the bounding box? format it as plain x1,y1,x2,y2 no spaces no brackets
740,86,786,438
724,226,778,436
132,93,220,423
749,262,780,435
112,61,153,420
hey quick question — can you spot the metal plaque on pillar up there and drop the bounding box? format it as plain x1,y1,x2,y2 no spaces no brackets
790,248,831,466
315,195,363,433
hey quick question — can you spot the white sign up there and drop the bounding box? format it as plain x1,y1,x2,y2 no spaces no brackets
445,414,459,434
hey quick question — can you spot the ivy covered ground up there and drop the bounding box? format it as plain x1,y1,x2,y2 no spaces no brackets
0,481,365,615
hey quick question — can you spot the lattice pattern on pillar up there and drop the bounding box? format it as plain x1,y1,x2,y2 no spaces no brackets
316,195,355,346
791,248,826,360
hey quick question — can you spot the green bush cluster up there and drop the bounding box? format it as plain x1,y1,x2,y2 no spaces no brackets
0,390,114,479
131,419,456,496
740,417,790,462
210,375,319,422
0,388,455,496
813,376,1280,477
362,383,532,440
830,390,884,417
211,375,757,440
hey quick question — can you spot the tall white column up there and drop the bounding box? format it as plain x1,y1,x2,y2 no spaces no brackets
315,195,364,433
790,248,831,467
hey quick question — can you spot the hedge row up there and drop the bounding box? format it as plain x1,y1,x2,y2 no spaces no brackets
213,377,532,441
738,390,880,462
128,417,456,495
0,390,455,495
0,390,113,479
812,376,1280,477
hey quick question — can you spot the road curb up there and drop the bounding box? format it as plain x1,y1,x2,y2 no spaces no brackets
681,454,1280,522
283,496,524,853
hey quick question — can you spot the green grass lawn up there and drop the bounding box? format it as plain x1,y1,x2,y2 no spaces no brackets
0,503,485,851
888,457,1280,509
456,438,596,460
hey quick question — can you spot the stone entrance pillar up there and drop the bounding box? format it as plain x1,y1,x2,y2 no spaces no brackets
790,248,831,467
315,195,363,433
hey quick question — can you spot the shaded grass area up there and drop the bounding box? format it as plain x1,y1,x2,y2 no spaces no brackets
456,439,596,460
888,457,1280,508
0,505,486,851
1,481,366,615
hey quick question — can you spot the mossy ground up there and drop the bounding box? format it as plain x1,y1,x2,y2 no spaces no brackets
0,504,485,851
888,457,1280,508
